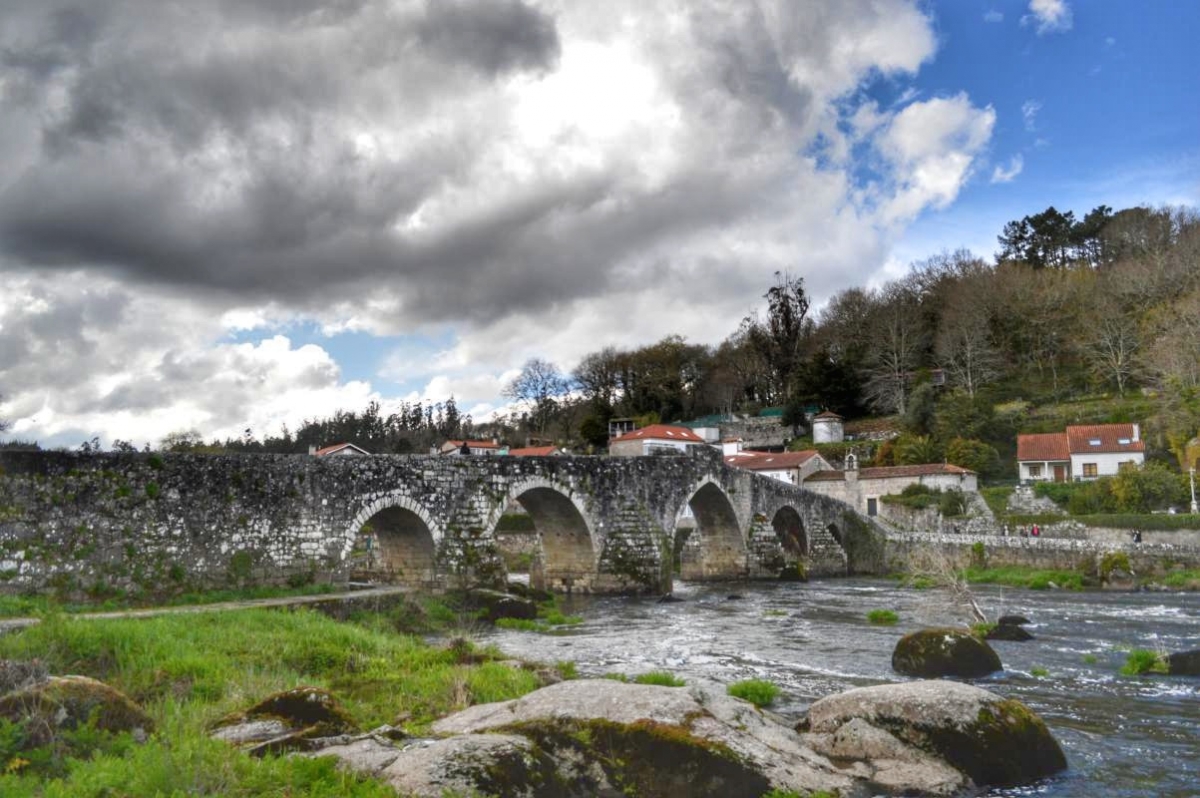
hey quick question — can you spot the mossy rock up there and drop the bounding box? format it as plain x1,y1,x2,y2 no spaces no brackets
464,588,538,622
214,685,357,747
893,628,1003,678
1167,649,1200,676
985,624,1034,642
0,675,153,740
806,680,1067,788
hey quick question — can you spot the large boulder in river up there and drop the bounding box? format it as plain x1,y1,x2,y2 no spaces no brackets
892,628,1003,678
802,680,1067,789
1167,649,1200,676
318,679,855,797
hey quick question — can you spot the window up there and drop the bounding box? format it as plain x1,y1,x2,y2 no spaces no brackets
1027,464,1043,478
1089,439,1102,446
1082,463,1098,478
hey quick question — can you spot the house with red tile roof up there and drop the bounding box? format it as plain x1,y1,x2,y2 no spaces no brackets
310,442,371,457
724,449,833,486
608,424,707,457
508,445,563,457
439,439,502,456
1017,423,1145,482
802,460,978,517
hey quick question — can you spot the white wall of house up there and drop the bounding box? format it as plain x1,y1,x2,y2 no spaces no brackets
609,438,696,457
1069,451,1144,479
804,471,978,516
1019,460,1070,482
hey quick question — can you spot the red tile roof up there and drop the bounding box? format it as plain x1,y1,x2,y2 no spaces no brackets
725,450,819,471
1017,424,1145,461
805,463,974,481
509,446,560,457
1065,423,1145,455
813,410,843,420
313,442,370,456
444,439,499,450
611,424,705,444
1016,433,1070,462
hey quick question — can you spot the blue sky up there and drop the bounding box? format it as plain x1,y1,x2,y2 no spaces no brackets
1,0,1196,447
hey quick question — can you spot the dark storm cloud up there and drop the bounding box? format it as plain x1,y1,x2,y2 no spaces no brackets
416,0,561,76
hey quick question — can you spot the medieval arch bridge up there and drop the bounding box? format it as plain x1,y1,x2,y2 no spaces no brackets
0,449,882,595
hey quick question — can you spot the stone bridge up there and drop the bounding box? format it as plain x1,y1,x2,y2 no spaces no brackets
0,448,883,596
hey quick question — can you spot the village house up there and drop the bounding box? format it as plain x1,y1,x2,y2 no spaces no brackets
723,440,833,486
1017,423,1145,483
608,424,707,457
439,439,502,456
309,442,370,457
508,445,563,457
801,455,978,517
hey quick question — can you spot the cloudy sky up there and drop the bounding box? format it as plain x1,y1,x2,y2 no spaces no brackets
1,0,1197,448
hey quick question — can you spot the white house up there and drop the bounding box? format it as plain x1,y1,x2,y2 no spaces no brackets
439,439,502,456
802,460,978,517
1017,423,1145,482
724,449,833,486
608,424,706,457
310,442,371,457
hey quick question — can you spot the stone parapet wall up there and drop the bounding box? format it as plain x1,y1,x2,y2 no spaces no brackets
884,531,1200,575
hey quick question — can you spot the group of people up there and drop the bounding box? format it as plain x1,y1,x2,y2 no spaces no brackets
1000,523,1041,537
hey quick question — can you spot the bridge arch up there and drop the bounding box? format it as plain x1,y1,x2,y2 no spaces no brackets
772,505,807,556
493,477,599,592
675,478,746,581
345,493,441,586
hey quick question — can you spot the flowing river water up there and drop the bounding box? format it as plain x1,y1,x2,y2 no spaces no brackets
480,579,1200,797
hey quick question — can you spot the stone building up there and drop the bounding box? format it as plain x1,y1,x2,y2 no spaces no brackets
802,456,977,518
811,411,845,444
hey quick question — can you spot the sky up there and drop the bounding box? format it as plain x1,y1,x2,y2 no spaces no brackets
1,0,1197,449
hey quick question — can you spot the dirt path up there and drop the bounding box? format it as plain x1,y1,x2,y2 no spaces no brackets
0,584,411,634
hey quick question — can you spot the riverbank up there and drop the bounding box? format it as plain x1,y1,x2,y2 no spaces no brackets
0,594,559,796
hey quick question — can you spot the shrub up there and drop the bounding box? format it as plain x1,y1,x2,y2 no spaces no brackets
144,482,160,500
945,437,1000,477
1119,649,1168,676
633,671,685,687
939,489,967,517
727,678,781,708
1099,551,1132,579
980,486,1014,516
866,609,899,626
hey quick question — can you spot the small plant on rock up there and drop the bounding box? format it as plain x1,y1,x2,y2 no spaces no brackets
633,671,685,687
866,609,899,626
1119,649,1168,676
727,678,781,707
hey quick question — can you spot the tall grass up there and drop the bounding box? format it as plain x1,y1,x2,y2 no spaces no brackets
0,606,543,794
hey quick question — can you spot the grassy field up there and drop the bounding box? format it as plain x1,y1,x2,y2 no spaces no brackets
0,602,548,796
0,582,347,620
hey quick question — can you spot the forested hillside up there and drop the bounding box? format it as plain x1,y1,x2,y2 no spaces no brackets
22,203,1195,479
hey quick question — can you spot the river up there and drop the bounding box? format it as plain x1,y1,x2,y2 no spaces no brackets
480,579,1200,797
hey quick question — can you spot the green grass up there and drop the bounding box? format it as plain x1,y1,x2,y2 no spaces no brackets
1159,569,1200,589
1030,666,1049,677
1082,654,1099,664
493,604,584,634
632,671,686,687
965,566,1086,590
866,609,899,626
0,606,545,793
727,679,781,708
0,582,347,619
980,486,1014,517
1119,649,1169,676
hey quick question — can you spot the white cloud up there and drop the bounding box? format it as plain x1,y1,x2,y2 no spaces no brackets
991,154,1025,184
0,0,1004,448
1022,100,1043,132
1023,0,1073,35
984,10,1004,23
875,94,996,224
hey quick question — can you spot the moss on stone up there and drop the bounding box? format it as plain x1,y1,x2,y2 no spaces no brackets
498,716,770,798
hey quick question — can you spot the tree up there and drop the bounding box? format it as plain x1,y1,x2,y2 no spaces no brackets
504,358,572,434
742,271,812,404
863,284,924,415
1078,296,1142,395
934,266,1001,398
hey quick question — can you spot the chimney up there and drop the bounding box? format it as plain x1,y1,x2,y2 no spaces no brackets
1132,423,1140,442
